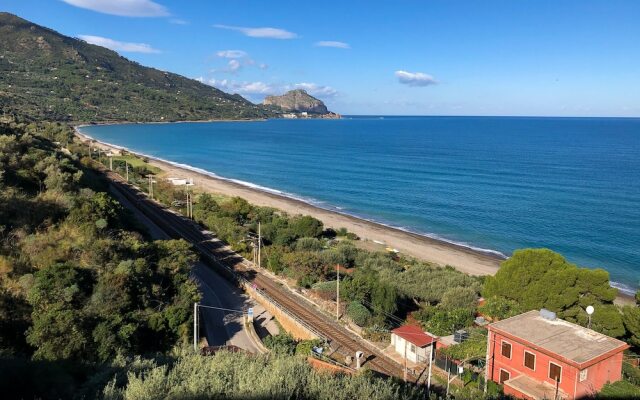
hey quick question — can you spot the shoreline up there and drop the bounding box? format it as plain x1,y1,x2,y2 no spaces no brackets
73,127,637,302
75,127,503,276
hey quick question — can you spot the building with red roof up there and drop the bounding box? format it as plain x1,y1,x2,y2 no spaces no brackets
390,325,437,364
487,310,629,400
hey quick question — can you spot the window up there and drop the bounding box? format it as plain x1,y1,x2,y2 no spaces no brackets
549,362,562,383
499,369,511,384
501,341,512,359
410,344,416,353
524,351,536,370
579,369,588,382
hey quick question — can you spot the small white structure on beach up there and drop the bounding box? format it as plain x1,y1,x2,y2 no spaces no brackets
390,325,436,364
167,177,194,186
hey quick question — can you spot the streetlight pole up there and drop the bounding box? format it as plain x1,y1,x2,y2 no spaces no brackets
586,305,594,329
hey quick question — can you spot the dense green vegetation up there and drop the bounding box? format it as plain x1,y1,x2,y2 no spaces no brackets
1,121,477,399
484,248,624,336
0,12,271,122
102,350,424,400
191,192,486,339
0,121,200,397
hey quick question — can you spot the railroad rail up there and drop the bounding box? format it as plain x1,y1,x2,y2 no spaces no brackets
103,168,409,380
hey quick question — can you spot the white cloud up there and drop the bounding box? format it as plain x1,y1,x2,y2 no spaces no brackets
208,79,275,95
315,41,350,49
201,79,337,99
291,82,337,98
78,35,161,53
62,0,169,17
227,59,241,73
213,24,297,39
216,50,248,59
395,70,437,87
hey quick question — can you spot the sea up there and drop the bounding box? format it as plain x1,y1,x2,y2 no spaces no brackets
80,116,640,294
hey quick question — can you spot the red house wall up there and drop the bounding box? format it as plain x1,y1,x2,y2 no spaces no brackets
487,329,624,399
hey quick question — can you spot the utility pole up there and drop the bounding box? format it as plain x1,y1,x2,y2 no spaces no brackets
125,162,129,182
193,302,198,352
258,222,261,269
336,264,340,321
446,356,451,397
427,344,433,395
148,175,154,200
484,330,492,394
109,155,113,171
186,191,191,219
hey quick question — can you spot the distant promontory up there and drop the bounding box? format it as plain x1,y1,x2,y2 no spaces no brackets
263,89,340,119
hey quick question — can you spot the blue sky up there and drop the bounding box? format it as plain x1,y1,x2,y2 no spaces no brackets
4,0,640,116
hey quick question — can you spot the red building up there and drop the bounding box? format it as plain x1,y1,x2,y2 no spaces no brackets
486,310,628,400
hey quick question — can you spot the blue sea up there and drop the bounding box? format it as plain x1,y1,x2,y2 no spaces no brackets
81,117,640,293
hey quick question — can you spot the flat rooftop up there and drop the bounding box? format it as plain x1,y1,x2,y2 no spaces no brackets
490,310,628,365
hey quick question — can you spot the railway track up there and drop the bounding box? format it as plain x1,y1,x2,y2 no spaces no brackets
104,169,410,380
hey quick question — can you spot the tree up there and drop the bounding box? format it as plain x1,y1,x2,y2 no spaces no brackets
483,249,620,334
440,287,478,311
289,215,323,239
479,296,523,320
417,306,474,336
623,306,640,348
26,264,92,361
295,237,323,251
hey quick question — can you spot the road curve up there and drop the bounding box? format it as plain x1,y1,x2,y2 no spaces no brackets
110,180,263,353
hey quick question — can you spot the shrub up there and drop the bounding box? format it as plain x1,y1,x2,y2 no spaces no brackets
347,301,372,326
598,380,640,399
295,339,324,356
623,361,640,386
295,237,323,251
263,333,297,356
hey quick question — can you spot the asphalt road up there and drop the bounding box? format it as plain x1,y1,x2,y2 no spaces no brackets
111,184,275,353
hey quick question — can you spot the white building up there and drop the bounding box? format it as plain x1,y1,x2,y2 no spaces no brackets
167,177,194,186
390,325,436,364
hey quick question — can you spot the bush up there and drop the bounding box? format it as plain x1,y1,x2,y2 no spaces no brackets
598,380,640,399
417,306,474,336
347,301,372,326
479,296,523,321
312,280,337,300
295,237,323,251
263,333,297,356
623,361,640,386
295,339,324,356
440,286,478,311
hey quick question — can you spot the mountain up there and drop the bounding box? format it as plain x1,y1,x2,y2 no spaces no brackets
263,89,338,117
0,12,271,122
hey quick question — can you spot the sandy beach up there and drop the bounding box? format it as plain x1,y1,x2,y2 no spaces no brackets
77,128,503,276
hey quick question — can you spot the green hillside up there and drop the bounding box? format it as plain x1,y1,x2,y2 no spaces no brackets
0,12,270,122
